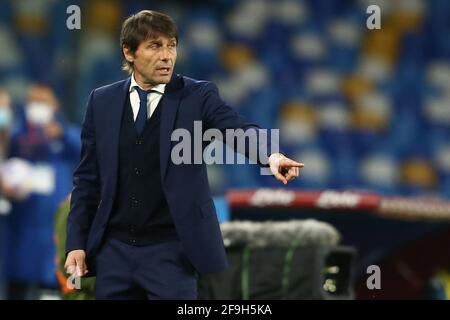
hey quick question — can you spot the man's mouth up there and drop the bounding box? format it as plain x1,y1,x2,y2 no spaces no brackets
156,67,171,74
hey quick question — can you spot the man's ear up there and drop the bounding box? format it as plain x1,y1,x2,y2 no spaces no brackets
123,46,134,63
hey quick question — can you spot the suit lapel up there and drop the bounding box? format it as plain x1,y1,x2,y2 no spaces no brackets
160,75,184,180
108,77,131,196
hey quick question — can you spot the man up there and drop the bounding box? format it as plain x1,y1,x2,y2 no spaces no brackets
65,10,303,300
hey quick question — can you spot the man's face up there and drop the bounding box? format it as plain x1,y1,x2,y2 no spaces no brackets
27,86,58,111
124,34,177,87
0,92,12,130
25,86,58,126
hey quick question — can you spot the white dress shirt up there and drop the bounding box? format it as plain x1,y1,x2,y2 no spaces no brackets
129,74,166,121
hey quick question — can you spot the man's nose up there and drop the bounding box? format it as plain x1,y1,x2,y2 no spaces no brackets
160,47,172,62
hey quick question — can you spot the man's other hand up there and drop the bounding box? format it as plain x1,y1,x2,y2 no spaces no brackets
269,153,304,185
64,249,88,277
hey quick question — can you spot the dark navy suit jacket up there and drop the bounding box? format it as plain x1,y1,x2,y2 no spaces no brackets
66,74,269,275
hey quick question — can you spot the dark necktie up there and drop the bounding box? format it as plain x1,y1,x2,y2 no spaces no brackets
134,86,151,135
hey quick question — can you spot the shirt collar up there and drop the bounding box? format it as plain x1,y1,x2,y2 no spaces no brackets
129,73,166,94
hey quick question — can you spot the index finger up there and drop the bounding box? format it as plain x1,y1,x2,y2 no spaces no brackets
280,159,304,168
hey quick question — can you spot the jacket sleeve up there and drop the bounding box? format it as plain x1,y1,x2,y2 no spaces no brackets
200,82,274,167
65,90,101,253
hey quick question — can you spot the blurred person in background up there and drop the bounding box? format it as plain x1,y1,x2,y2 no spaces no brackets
4,84,80,299
0,88,14,299
0,89,14,191
0,89,13,162
64,10,302,300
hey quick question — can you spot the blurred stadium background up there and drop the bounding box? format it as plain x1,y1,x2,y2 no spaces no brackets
0,0,449,300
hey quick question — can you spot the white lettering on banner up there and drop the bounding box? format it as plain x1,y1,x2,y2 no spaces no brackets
316,191,361,209
250,189,295,207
